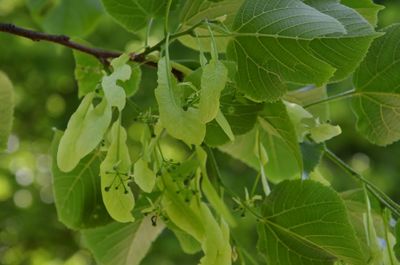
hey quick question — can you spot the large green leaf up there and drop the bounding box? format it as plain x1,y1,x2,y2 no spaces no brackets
101,0,165,32
26,0,103,36
155,57,206,145
258,180,365,265
352,24,400,146
341,0,384,27
52,131,111,229
227,0,377,102
82,217,164,265
0,71,14,150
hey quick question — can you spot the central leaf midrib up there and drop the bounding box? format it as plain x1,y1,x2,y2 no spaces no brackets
211,31,376,41
263,217,362,264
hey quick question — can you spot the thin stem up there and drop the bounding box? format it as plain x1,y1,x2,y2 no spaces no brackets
363,184,372,247
383,209,396,265
143,19,207,56
205,146,266,221
204,145,223,188
205,20,218,60
145,18,154,48
0,22,186,80
164,0,173,35
250,172,261,198
324,148,400,217
0,23,122,63
303,89,357,109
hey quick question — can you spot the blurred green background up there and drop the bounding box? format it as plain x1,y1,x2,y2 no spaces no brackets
1,0,400,264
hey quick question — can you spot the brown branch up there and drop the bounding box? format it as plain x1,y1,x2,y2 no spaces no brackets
0,22,184,80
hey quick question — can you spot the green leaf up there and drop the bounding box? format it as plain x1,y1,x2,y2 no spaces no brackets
133,158,156,193
124,63,142,97
227,0,377,101
204,85,263,146
26,0,103,36
100,0,165,32
382,210,399,265
51,131,112,229
221,88,264,135
341,0,384,27
395,221,400,261
101,121,135,223
199,59,228,123
352,24,400,146
215,110,234,141
258,101,303,182
162,174,205,242
341,189,385,263
300,141,324,175
178,0,245,52
155,57,206,145
218,121,302,182
171,227,202,254
82,217,164,265
258,180,365,265
73,48,103,98
57,93,112,172
0,71,14,150
218,128,259,171
180,0,243,28
166,187,232,265
363,188,383,265
198,203,232,265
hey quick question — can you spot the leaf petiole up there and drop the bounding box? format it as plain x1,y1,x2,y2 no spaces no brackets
303,89,357,109
324,148,400,217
